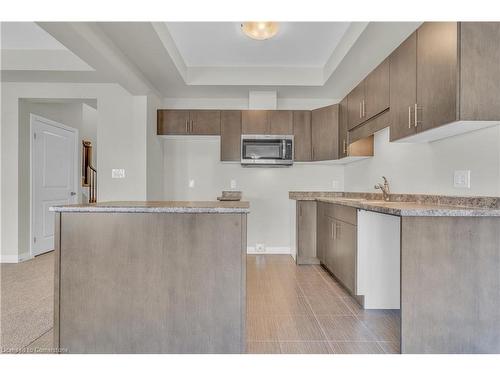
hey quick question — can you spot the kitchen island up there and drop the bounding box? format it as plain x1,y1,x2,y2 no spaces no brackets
290,192,500,354
50,201,249,354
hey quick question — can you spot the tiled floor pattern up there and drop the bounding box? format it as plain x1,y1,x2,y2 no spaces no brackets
4,253,400,354
246,255,400,354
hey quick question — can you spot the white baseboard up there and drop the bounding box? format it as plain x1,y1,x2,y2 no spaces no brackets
0,254,21,263
247,246,291,255
0,252,33,263
19,252,33,262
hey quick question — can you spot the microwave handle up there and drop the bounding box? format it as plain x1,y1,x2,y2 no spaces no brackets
282,139,286,159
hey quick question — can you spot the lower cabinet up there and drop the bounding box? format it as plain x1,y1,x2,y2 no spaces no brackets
296,201,318,265
317,202,357,294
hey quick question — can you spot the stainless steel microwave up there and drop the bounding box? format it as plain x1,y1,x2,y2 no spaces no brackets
241,135,294,166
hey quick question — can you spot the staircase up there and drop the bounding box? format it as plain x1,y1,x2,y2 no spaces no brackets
82,140,97,203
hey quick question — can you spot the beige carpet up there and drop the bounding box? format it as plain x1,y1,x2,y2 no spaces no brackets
1,252,54,353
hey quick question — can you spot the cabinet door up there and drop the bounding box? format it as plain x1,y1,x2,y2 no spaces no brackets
347,82,365,129
316,203,327,264
296,201,317,265
324,217,336,273
157,110,190,135
416,22,458,132
190,110,221,135
389,32,417,141
220,111,241,161
293,111,312,161
338,97,349,158
311,105,339,161
269,111,293,134
241,110,269,134
336,221,357,294
364,57,390,120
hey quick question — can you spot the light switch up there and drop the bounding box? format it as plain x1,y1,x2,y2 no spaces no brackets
112,169,125,178
454,170,470,188
230,179,237,189
189,179,195,188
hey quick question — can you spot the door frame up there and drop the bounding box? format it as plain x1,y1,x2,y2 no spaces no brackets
30,114,79,258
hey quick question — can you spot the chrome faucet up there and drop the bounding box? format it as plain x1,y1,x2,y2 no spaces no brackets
374,176,391,201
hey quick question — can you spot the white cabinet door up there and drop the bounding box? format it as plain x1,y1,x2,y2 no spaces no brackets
357,210,400,309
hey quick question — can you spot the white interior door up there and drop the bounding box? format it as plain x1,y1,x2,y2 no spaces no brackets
31,114,78,256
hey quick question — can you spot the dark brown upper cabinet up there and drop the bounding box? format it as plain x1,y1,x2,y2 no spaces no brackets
348,58,390,130
347,82,365,130
269,110,293,134
364,57,390,120
389,31,417,141
390,22,500,142
293,111,312,161
220,111,242,162
157,110,221,135
311,104,339,161
416,22,458,134
157,110,190,135
241,110,269,134
241,110,293,135
338,97,349,159
190,110,221,135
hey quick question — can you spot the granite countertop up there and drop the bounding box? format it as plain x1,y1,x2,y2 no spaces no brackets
50,201,250,214
289,191,500,217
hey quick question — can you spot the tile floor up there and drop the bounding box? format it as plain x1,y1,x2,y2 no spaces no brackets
246,255,400,354
3,253,400,354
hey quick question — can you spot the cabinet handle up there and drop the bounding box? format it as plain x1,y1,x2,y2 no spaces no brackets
359,102,362,118
191,120,194,133
185,119,188,133
343,139,347,154
414,103,419,128
362,100,365,118
408,106,412,129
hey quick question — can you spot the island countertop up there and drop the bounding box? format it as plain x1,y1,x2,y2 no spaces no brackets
50,200,250,214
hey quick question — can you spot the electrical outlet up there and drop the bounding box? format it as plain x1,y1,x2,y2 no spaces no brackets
230,179,237,189
454,170,471,188
111,169,125,178
255,244,265,252
189,179,195,188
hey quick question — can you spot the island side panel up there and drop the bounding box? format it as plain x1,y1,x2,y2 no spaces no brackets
53,212,61,350
240,214,247,354
401,216,500,353
58,212,246,353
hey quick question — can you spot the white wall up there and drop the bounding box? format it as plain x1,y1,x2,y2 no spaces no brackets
161,97,343,253
146,94,164,200
163,136,344,252
345,126,500,196
1,82,153,262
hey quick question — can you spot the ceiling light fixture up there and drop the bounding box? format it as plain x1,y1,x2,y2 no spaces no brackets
241,22,279,41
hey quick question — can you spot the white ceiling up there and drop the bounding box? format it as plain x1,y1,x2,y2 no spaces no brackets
1,22,94,71
166,22,350,67
2,22,422,101
1,22,67,50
